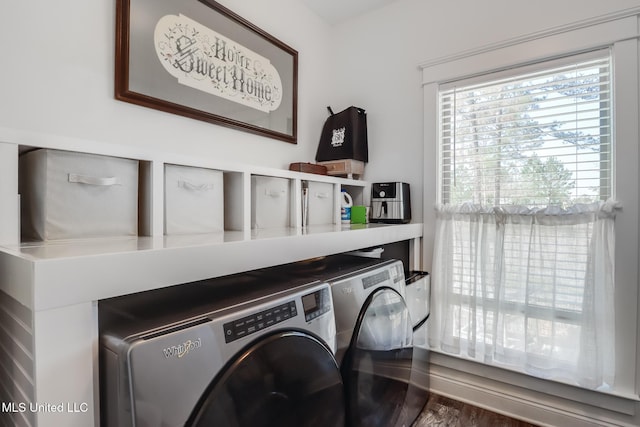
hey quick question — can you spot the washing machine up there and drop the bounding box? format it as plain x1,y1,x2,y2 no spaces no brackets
254,254,428,427
99,272,344,427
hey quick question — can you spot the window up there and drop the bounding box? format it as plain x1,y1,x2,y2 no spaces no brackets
431,51,617,390
439,51,611,208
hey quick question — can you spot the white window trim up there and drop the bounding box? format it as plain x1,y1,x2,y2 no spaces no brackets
421,10,640,424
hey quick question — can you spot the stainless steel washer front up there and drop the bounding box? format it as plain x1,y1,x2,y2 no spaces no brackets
254,254,426,427
99,274,343,427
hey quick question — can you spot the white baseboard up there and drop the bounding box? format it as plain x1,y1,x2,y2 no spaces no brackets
416,358,640,427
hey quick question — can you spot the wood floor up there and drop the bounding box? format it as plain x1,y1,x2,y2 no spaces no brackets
412,393,539,427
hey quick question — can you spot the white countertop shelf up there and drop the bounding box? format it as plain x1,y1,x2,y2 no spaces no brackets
0,222,423,311
0,127,423,314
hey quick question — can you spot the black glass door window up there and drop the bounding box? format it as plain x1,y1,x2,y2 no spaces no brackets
343,288,414,427
187,331,344,427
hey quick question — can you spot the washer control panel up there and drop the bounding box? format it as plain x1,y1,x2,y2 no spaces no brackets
223,300,297,343
362,269,391,289
361,263,404,290
302,287,331,322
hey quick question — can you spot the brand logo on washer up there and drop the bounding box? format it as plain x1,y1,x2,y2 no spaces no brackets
162,338,202,359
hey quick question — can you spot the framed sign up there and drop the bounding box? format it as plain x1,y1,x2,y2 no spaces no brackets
115,0,298,143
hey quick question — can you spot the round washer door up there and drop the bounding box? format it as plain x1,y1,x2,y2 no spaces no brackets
187,331,344,427
342,287,414,427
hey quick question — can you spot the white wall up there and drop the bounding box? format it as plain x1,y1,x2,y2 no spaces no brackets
3,0,640,425
328,0,640,231
0,0,335,169
3,1,639,222
328,0,640,425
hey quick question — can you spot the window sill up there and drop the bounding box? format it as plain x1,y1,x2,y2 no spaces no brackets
428,350,639,418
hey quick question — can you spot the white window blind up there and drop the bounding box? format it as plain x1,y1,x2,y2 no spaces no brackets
439,51,612,208
431,50,617,391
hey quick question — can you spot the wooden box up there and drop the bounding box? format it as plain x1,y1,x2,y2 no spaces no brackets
288,162,327,175
317,159,364,179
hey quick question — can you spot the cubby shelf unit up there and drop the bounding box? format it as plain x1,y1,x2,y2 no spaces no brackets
0,128,422,427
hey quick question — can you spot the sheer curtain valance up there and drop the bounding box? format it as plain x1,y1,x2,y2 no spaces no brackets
430,200,618,389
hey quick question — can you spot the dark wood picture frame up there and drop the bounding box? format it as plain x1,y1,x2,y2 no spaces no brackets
115,0,298,143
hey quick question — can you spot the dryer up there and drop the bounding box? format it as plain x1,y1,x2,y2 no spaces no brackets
99,273,344,427
255,254,428,427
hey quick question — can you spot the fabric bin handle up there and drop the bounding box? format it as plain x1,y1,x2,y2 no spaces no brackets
314,192,330,199
178,180,215,191
265,189,286,197
68,173,120,186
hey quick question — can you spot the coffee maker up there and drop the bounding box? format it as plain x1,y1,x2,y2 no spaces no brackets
370,182,411,224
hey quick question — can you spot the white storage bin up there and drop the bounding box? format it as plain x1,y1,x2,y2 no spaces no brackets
251,176,290,229
19,149,138,241
164,164,224,234
306,181,334,225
